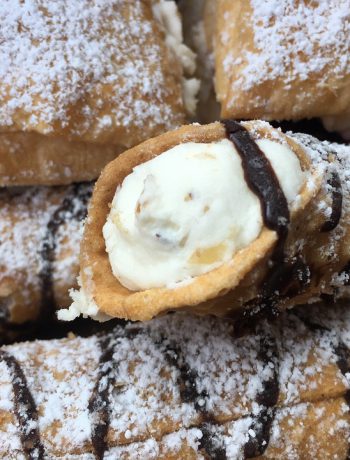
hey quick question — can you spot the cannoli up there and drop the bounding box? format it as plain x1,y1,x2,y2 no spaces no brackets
59,120,350,322
0,183,92,328
205,0,350,122
0,0,199,186
2,303,350,458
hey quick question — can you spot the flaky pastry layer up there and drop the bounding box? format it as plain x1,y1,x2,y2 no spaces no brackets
1,303,350,458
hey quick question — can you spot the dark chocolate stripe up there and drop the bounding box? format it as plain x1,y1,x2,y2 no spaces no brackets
159,341,208,413
321,171,342,232
334,341,350,381
0,350,45,459
292,311,330,333
222,120,312,329
0,297,10,324
338,261,350,286
88,335,116,460
153,337,229,458
156,330,279,459
234,258,310,337
89,328,140,460
243,334,279,458
198,424,227,460
332,340,350,458
39,183,91,320
223,119,289,261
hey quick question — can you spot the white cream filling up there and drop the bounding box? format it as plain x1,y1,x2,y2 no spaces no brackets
103,138,305,291
57,275,111,322
152,0,200,116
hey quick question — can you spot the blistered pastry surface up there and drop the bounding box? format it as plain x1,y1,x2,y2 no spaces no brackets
0,0,185,143
224,1,350,91
214,0,350,119
1,303,350,457
0,183,92,323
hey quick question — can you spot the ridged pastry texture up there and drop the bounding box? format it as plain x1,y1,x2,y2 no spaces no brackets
1,302,350,458
206,0,350,122
0,183,92,326
0,0,191,185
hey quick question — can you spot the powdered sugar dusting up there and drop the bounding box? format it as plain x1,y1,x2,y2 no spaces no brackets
0,0,185,141
7,335,100,450
223,0,350,108
145,314,276,418
218,0,350,115
0,360,23,454
1,304,350,456
289,133,350,291
0,183,92,322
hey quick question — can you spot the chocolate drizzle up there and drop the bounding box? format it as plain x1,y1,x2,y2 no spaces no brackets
38,183,91,320
88,328,140,460
88,335,116,460
339,261,350,286
334,340,350,448
243,334,279,458
0,350,45,459
326,341,350,457
223,120,289,261
293,311,330,333
160,341,208,412
321,171,342,232
156,329,280,459
154,337,229,458
223,121,311,330
198,424,227,460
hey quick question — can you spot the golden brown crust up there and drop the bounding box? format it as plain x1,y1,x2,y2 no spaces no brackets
1,304,350,458
0,0,187,185
209,0,350,121
81,121,320,321
0,132,123,186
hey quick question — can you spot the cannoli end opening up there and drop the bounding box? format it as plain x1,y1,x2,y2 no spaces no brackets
61,121,318,321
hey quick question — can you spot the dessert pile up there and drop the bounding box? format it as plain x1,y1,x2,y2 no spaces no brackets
0,1,349,458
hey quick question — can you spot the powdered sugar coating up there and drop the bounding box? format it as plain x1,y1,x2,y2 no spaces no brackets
6,335,100,451
289,132,350,290
221,0,350,96
0,360,23,455
0,0,186,141
0,183,92,323
1,304,350,457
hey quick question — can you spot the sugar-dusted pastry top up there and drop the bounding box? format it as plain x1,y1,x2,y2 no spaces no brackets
213,0,350,120
225,0,349,92
103,137,304,290
0,0,195,145
2,302,350,458
0,183,92,324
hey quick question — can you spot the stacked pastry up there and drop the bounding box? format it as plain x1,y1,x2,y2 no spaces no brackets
0,0,197,340
1,1,350,459
190,0,350,135
1,303,350,458
0,185,91,331
0,0,197,186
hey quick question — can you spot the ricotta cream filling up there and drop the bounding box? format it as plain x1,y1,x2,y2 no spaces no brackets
153,0,200,116
103,138,305,291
